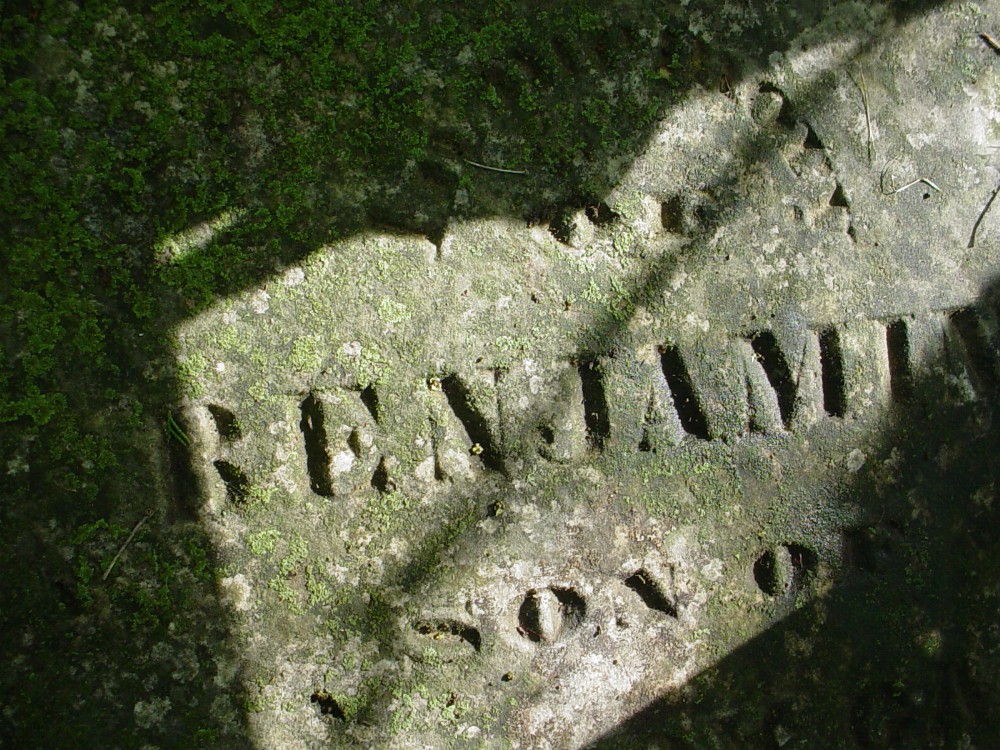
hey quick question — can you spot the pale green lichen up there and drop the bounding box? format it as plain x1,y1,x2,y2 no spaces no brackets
336,344,391,387
364,490,411,535
247,380,269,402
214,323,250,355
289,334,326,373
612,224,639,258
610,190,646,222
377,298,412,325
176,352,210,397
247,529,280,556
305,565,334,607
583,278,608,306
266,577,306,615
278,534,309,577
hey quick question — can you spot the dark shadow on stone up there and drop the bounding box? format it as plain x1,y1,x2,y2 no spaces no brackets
311,690,347,721
660,343,712,440
587,281,1000,750
440,373,505,474
0,1,964,747
299,392,335,497
578,358,611,450
625,569,678,618
819,327,848,418
84,0,954,323
749,331,797,428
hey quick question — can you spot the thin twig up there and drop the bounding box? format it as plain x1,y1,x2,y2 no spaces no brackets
102,510,154,581
891,178,941,195
463,159,528,175
849,70,875,163
880,157,941,195
879,157,900,193
981,32,1000,54
968,180,1000,248
166,411,190,446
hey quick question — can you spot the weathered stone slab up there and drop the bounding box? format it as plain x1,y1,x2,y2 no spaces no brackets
163,2,1000,747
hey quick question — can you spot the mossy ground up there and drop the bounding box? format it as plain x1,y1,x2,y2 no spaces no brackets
1,2,691,744
5,1,1000,748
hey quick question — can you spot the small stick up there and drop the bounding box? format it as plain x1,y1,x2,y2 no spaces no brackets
166,412,190,446
102,510,154,581
849,70,875,163
463,159,528,175
981,32,1000,54
879,157,900,193
968,180,1000,248
880,157,941,195
720,74,734,100
890,177,941,195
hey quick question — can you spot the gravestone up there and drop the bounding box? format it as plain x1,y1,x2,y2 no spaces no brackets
163,3,1000,747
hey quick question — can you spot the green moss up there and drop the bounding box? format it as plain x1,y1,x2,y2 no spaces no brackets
0,0,693,741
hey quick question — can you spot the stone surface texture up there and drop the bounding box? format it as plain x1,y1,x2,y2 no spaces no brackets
165,2,1000,748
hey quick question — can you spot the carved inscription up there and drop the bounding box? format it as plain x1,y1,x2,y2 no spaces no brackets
194,306,999,504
